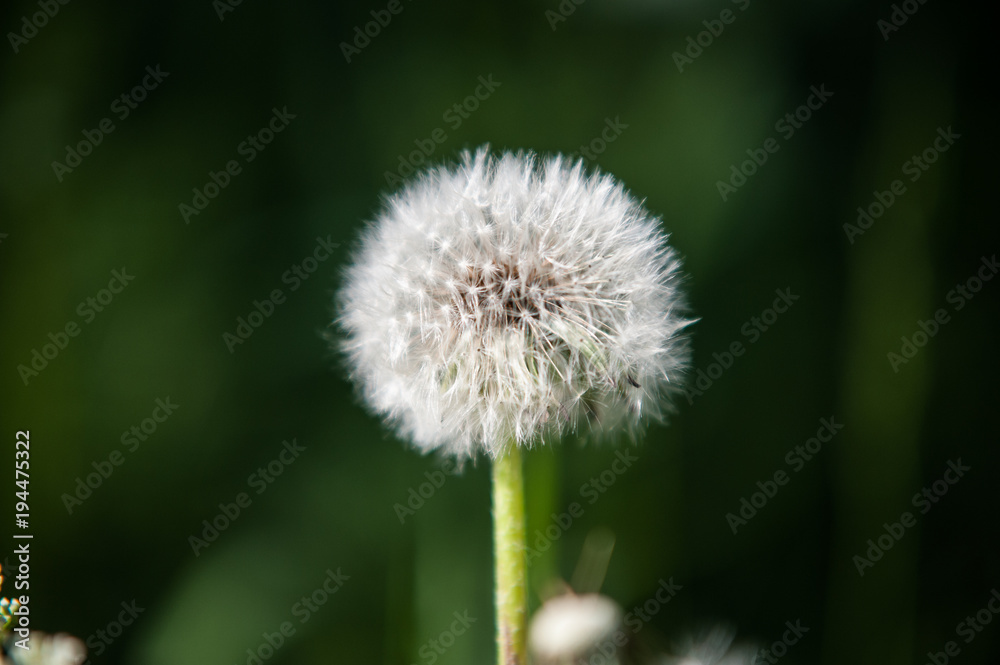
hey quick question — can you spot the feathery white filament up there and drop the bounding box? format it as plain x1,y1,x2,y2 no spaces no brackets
337,147,691,461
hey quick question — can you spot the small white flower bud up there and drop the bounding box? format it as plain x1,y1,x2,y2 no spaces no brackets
529,593,623,663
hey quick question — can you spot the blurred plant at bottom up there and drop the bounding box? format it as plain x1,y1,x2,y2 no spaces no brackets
529,531,756,665
0,632,85,665
1,571,84,665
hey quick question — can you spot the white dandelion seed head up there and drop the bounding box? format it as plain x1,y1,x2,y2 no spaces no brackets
337,146,692,461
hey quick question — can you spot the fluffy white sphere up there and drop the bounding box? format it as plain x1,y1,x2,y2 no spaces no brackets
337,147,691,461
529,593,623,661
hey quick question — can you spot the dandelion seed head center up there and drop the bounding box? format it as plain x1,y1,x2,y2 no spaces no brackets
438,257,565,332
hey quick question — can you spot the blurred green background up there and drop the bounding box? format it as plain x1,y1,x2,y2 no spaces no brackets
1,0,996,664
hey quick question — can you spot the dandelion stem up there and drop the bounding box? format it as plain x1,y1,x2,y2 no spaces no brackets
492,444,526,665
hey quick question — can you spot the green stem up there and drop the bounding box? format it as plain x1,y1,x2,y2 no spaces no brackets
492,445,526,665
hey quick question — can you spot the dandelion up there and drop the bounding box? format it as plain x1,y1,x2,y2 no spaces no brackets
337,146,692,664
